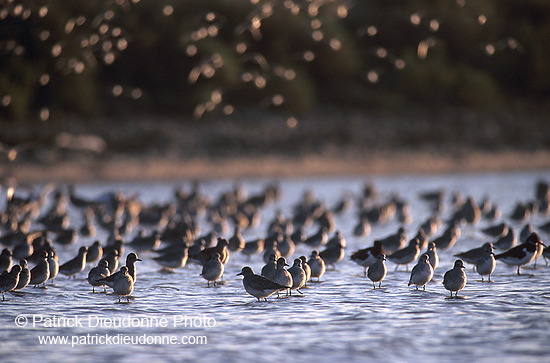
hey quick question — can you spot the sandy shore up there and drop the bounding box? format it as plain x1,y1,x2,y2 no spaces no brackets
2,149,550,183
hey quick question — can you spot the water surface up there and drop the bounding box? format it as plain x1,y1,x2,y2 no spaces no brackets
2,171,550,362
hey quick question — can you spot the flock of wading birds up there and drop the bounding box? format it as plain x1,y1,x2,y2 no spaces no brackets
0,178,549,303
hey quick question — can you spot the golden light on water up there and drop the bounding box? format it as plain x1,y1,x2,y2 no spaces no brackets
223,105,234,115
241,72,253,82
429,19,440,32
186,44,197,57
367,70,379,83
312,30,324,41
131,88,142,99
286,116,298,128
104,52,115,64
163,6,173,17
117,38,128,51
0,0,533,120
89,34,100,45
38,6,48,17
272,94,284,106
235,42,247,54
417,38,436,59
205,12,216,22
39,107,49,121
376,47,387,59
329,38,341,51
99,24,109,35
410,13,421,26
478,15,487,25
254,76,266,89
1,95,12,107
65,19,75,34
311,19,321,29
303,51,315,62
367,26,377,36
104,10,114,21
112,85,123,96
51,44,62,57
337,5,348,19
39,74,50,86
394,59,406,70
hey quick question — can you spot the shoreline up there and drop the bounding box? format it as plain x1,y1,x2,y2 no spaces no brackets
2,149,550,183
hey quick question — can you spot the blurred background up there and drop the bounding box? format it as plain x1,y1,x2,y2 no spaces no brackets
1,0,549,165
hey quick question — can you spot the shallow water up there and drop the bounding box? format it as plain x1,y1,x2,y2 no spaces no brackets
2,171,550,362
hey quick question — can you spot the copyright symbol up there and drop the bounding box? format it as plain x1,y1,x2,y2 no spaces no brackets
15,315,28,327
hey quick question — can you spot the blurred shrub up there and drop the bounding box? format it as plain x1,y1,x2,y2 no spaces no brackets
0,0,548,122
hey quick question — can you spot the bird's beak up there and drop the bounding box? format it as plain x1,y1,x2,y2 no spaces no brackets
237,272,242,276
137,258,143,261
285,263,289,266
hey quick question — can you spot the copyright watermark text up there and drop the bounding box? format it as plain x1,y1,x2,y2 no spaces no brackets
15,314,216,329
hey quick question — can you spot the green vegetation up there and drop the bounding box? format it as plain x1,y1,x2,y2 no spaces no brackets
0,0,549,122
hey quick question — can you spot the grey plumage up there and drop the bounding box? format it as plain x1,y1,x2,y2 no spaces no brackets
261,254,277,280
237,266,290,301
30,251,50,287
476,244,496,282
14,259,30,290
0,248,13,273
0,265,21,301
272,257,292,294
443,259,467,297
110,266,134,302
408,254,433,290
454,242,493,265
494,227,516,250
153,246,188,270
47,251,59,284
319,240,345,269
307,250,325,282
59,246,88,278
287,258,306,295
103,253,142,288
86,241,103,263
87,259,110,292
388,238,420,271
299,256,311,285
200,253,224,287
367,254,387,289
